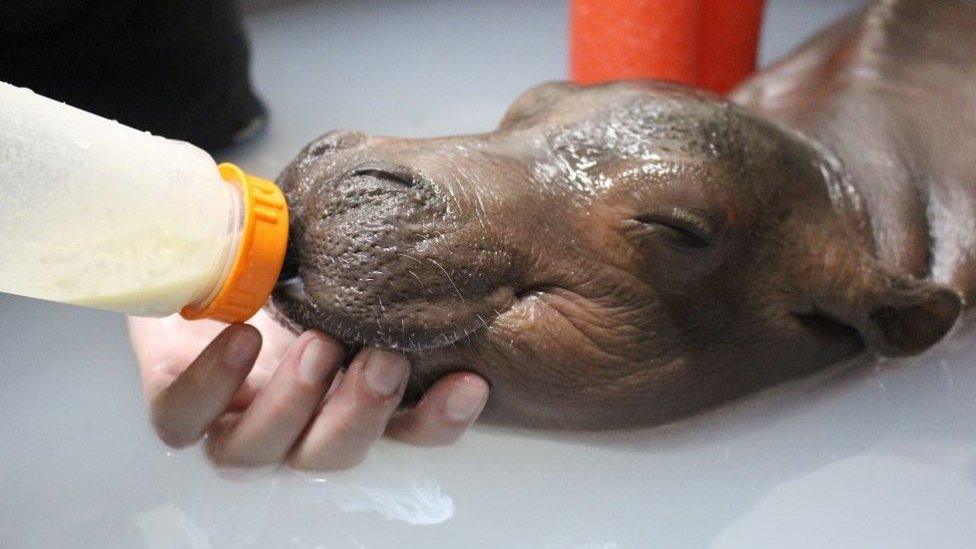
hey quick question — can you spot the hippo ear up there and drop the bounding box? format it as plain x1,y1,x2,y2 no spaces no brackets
499,81,578,130
854,279,961,356
808,257,963,357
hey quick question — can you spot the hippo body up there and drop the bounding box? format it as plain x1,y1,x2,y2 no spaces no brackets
734,0,976,302
272,0,975,429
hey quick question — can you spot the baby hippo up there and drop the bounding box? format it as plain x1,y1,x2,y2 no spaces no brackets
271,0,976,429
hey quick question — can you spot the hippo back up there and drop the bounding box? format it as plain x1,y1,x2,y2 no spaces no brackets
732,0,976,304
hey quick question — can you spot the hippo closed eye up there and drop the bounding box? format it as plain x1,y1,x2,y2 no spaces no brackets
270,0,974,429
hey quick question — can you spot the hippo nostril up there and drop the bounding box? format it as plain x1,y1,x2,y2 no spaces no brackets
306,130,366,158
352,168,415,188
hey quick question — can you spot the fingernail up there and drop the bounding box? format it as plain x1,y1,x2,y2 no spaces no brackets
444,379,488,422
227,327,260,364
364,350,409,397
298,338,334,384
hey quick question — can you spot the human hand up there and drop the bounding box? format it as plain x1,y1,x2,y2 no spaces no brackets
128,310,489,470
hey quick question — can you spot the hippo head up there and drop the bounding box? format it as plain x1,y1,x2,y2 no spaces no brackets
271,81,961,429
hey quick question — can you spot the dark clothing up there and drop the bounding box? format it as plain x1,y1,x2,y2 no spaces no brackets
0,0,265,152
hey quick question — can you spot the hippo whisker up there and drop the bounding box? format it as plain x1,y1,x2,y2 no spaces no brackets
474,190,489,232
400,266,427,296
397,253,423,264
428,258,466,305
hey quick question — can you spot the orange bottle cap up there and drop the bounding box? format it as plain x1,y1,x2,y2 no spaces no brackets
181,163,289,323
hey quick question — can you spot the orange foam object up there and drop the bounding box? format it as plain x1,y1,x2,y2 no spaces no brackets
698,0,765,93
571,0,701,86
181,163,289,323
570,0,765,94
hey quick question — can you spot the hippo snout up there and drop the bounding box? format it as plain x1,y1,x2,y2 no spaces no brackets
275,165,432,289
272,139,525,350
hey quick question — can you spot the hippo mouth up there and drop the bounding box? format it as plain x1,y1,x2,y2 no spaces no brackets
267,273,528,352
266,278,312,335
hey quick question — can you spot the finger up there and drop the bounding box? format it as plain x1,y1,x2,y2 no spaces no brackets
289,348,409,470
150,324,261,448
206,331,343,467
249,308,301,368
222,310,302,411
385,372,488,446
128,315,230,398
224,369,274,412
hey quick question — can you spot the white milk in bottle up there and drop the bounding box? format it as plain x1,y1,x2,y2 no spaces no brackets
0,81,288,322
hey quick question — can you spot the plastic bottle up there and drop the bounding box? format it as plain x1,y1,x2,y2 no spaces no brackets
0,81,288,322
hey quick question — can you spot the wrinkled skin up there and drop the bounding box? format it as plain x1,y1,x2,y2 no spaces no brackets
271,0,974,429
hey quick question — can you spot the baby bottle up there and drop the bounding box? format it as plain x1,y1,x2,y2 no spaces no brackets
0,81,288,322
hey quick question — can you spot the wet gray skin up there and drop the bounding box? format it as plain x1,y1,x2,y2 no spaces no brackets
271,0,975,429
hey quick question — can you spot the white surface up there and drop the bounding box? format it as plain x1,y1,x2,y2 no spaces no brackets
0,83,236,316
8,1,974,548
